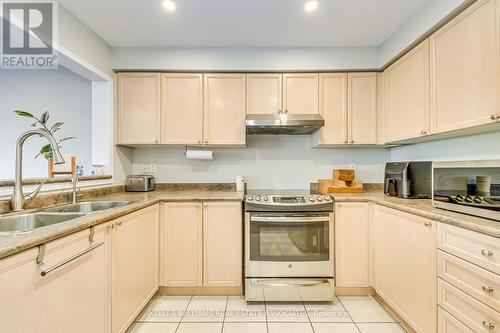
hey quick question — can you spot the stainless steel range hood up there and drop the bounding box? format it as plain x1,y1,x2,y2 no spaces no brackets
246,114,325,135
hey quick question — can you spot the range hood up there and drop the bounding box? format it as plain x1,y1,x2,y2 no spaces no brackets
246,113,325,135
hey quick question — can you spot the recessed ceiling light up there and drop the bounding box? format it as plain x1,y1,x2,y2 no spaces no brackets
162,0,176,11
304,0,319,12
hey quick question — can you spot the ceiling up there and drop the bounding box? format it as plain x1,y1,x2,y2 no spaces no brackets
60,0,429,48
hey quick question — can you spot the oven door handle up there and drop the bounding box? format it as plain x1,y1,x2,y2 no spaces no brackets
250,216,329,223
251,279,331,287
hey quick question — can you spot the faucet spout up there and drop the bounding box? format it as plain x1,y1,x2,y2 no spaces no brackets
12,129,66,211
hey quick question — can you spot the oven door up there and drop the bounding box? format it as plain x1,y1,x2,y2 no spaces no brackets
245,212,334,278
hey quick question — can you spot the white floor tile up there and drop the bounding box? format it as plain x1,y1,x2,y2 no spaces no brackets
129,322,178,333
225,296,266,322
138,296,191,322
304,298,352,323
182,296,227,322
312,323,360,333
357,323,406,333
339,297,394,323
267,322,314,333
223,322,267,333
176,322,222,333
266,302,309,322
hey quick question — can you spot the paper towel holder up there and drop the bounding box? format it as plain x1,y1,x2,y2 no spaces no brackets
184,146,215,160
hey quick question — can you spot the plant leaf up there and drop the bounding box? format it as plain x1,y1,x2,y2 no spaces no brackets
50,122,63,133
39,111,49,125
58,136,76,143
14,110,34,118
37,144,53,160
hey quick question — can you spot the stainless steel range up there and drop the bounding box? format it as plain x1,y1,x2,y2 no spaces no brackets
244,190,335,302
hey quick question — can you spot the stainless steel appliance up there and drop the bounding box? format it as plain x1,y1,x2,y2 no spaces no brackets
433,160,500,221
245,190,335,301
384,161,432,198
125,175,155,192
246,113,325,135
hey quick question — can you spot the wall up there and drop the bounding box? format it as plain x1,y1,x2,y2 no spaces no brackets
390,132,500,162
132,136,390,189
0,67,92,179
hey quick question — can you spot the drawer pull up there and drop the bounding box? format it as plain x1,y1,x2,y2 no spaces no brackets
482,321,495,330
424,222,432,227
482,286,494,294
481,249,493,257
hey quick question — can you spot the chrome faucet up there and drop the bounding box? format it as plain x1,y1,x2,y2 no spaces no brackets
72,162,83,204
12,129,65,211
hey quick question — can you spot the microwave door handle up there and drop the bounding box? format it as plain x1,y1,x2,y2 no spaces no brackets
250,216,330,223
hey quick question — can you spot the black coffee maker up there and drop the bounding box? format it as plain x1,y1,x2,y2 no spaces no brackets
384,161,432,199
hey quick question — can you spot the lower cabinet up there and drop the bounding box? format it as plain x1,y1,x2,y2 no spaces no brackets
161,201,242,291
111,204,159,333
0,225,108,333
375,205,436,333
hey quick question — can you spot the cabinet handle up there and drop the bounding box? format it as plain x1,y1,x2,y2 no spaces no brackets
344,140,348,144
420,130,427,135
278,110,282,114
482,321,495,330
481,249,493,257
491,114,497,120
204,140,208,144
116,221,122,226
284,110,288,114
197,139,202,144
350,140,354,144
424,222,432,227
155,139,159,144
482,286,494,294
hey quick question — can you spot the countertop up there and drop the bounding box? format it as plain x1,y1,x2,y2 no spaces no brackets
0,189,244,260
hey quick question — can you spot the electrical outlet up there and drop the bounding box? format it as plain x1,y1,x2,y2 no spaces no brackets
149,163,157,173
141,163,148,173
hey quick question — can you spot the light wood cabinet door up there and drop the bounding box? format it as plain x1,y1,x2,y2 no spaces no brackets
204,74,246,145
283,73,319,114
335,202,370,287
203,202,242,287
117,73,161,144
247,74,282,114
430,0,500,133
348,73,377,144
112,205,159,333
162,202,203,287
0,226,108,333
375,206,436,333
385,40,430,142
161,74,203,145
318,73,348,144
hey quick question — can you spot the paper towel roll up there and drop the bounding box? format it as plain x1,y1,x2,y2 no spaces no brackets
185,149,214,160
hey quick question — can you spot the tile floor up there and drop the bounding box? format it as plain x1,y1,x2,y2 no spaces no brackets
129,295,407,333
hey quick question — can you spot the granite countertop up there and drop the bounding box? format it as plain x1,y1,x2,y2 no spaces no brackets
0,189,244,260
330,192,500,239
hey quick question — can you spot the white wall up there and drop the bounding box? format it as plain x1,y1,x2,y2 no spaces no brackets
0,67,92,179
132,136,390,189
390,132,500,162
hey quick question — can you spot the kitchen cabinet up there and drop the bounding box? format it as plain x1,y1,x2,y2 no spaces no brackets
335,202,370,287
429,0,500,134
203,202,243,287
246,74,283,114
0,226,108,333
204,74,246,145
348,73,377,144
283,73,319,114
161,201,242,291
384,40,430,143
375,205,436,333
111,204,159,333
117,73,161,144
161,74,203,145
162,202,203,286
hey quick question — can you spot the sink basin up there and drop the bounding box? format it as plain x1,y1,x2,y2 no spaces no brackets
0,212,86,235
44,200,133,214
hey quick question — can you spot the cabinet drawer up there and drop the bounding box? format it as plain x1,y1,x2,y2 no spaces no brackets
438,250,500,312
438,307,474,333
438,223,500,275
438,278,500,333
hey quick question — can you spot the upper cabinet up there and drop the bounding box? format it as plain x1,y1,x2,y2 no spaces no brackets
317,73,349,144
348,73,377,144
117,73,161,144
429,0,500,134
161,74,203,145
384,40,430,143
246,74,283,114
283,73,319,114
204,74,246,145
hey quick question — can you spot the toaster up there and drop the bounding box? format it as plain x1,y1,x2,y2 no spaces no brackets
125,175,155,192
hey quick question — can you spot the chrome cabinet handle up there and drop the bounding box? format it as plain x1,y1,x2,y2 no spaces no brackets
421,130,427,135
252,279,330,287
481,249,493,257
204,140,208,144
482,321,495,330
482,286,494,294
424,222,432,227
116,221,122,226
38,241,104,277
278,110,282,114
350,140,354,144
491,114,498,120
284,110,288,114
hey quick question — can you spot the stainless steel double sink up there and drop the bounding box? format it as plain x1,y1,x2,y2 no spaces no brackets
0,201,134,235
